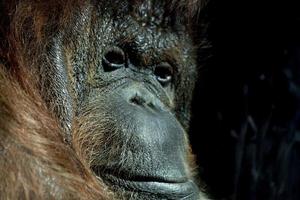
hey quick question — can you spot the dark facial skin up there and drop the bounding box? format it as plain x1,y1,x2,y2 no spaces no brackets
42,0,200,199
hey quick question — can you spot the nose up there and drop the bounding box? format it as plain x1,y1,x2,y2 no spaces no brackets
123,84,165,111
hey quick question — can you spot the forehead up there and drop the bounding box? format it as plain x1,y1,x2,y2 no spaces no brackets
92,0,189,54
128,0,173,28
99,0,181,27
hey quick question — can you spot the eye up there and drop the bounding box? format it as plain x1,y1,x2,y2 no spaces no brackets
154,63,173,86
102,47,126,72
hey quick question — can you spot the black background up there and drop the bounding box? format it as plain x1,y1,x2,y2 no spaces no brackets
190,1,300,199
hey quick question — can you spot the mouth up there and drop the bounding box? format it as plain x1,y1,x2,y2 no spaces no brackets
94,168,200,199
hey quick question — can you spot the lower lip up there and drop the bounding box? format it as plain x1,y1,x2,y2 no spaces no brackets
101,174,200,199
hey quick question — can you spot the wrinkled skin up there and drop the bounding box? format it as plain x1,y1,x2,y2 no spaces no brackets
0,0,206,199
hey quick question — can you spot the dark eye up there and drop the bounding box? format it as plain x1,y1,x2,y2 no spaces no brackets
154,63,173,86
102,47,126,72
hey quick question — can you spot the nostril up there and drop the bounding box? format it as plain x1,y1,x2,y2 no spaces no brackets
129,95,159,111
147,102,156,110
125,86,164,111
129,94,146,106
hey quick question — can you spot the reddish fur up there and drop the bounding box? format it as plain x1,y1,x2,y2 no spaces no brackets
0,67,112,199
